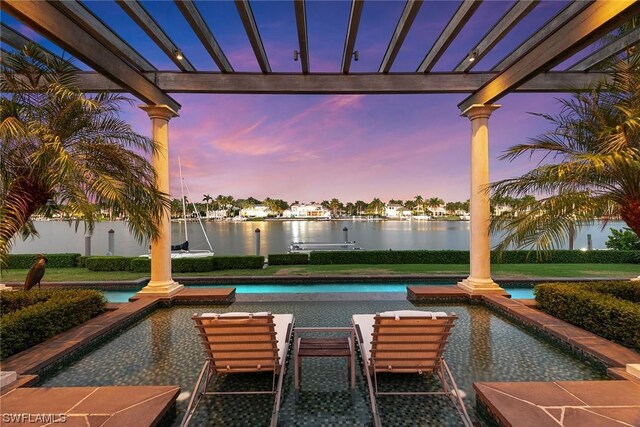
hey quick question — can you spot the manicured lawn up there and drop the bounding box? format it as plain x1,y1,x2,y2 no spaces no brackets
1,264,637,283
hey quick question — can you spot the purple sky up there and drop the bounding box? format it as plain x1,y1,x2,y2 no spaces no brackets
3,0,603,204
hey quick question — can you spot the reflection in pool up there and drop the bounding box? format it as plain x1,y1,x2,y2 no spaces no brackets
42,300,602,426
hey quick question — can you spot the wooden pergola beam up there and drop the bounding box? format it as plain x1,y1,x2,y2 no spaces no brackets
569,25,640,71
341,0,364,74
0,23,79,69
175,0,233,73
379,0,423,73
72,71,608,94
455,0,539,72
294,0,310,74
492,1,590,72
116,0,196,72
51,0,156,72
459,0,640,112
1,0,180,110
417,0,481,73
235,0,271,73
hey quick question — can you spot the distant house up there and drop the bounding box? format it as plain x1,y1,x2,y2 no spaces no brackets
283,203,331,219
385,204,411,218
430,205,448,217
207,209,228,219
240,205,274,218
494,205,513,216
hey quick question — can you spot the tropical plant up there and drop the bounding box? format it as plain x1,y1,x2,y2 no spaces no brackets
605,227,640,250
0,45,169,267
490,54,640,253
414,195,424,213
202,194,212,217
426,197,445,214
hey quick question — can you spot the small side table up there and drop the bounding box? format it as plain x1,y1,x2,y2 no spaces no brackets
294,327,356,393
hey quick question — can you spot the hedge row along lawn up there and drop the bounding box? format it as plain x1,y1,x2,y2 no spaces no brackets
0,289,107,359
535,281,640,351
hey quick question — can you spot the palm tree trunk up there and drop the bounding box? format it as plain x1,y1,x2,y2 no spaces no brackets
620,198,640,237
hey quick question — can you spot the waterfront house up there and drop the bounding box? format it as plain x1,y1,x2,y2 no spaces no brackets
384,204,411,218
240,205,274,218
283,203,331,219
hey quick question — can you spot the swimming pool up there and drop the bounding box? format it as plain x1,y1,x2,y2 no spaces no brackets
103,283,536,302
42,300,602,426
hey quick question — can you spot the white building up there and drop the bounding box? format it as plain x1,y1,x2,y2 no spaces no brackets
240,205,274,218
494,205,513,216
430,205,448,217
283,203,331,219
206,209,228,219
385,204,411,218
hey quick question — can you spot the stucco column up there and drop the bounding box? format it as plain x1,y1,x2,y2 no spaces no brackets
458,104,504,294
138,105,183,296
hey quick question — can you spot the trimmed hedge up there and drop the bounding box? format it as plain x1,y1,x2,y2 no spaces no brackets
268,253,309,265
535,281,640,350
85,256,135,271
581,281,640,303
0,289,107,359
308,250,640,265
129,256,265,273
7,253,81,269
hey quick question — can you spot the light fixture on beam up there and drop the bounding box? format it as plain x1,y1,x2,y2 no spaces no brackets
353,50,359,61
173,48,184,60
468,49,478,63
293,50,300,61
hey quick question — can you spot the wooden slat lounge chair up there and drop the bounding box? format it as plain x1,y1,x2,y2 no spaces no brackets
352,310,472,427
180,312,294,427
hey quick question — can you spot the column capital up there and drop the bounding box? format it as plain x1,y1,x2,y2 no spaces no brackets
139,104,179,121
460,104,500,120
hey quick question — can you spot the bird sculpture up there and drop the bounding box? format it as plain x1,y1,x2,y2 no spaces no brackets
24,254,48,291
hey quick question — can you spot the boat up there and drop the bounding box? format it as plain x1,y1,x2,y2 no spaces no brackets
289,241,364,254
141,158,214,259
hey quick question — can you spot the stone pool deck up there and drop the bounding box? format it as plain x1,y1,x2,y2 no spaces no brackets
0,386,179,426
2,285,639,427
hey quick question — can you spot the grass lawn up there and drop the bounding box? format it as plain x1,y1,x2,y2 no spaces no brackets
1,263,637,283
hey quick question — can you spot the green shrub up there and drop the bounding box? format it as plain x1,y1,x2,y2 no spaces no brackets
84,256,135,271
535,281,640,350
130,257,151,273
308,249,640,265
268,253,309,265
606,228,640,250
211,256,264,270
0,289,59,315
0,289,107,359
129,255,264,273
76,256,88,268
582,281,640,303
7,253,81,269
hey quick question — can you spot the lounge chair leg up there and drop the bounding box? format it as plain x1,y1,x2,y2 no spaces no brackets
441,361,473,427
180,361,211,427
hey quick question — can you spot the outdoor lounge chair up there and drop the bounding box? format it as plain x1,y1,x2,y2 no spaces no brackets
180,312,294,427
352,310,472,427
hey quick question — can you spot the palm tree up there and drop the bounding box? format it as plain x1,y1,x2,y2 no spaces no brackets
426,197,445,215
490,54,640,252
369,198,384,215
329,198,341,217
0,45,169,266
202,194,213,218
414,195,424,214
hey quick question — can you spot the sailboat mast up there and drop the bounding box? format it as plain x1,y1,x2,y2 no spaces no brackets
178,157,189,242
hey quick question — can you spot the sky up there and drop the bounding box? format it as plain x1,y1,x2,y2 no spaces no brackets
2,0,605,204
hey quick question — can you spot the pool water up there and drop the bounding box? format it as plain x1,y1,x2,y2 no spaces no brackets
103,283,536,302
42,301,603,426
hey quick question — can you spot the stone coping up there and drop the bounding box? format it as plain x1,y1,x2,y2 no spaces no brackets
0,386,179,426
475,380,640,427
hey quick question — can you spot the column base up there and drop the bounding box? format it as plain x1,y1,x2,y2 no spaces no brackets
137,280,184,297
457,277,505,295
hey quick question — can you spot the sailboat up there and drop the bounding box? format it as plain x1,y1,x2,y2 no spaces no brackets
142,158,214,259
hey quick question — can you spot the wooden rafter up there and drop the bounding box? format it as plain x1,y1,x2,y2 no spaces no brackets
235,0,271,73
1,0,179,110
74,71,608,95
492,1,590,72
51,0,156,72
341,0,364,74
417,0,481,73
459,0,640,112
294,0,310,74
175,0,233,73
116,0,196,72
455,0,539,72
379,0,423,73
0,23,79,69
569,26,640,71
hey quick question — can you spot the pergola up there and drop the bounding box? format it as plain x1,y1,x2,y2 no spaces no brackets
2,0,639,296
